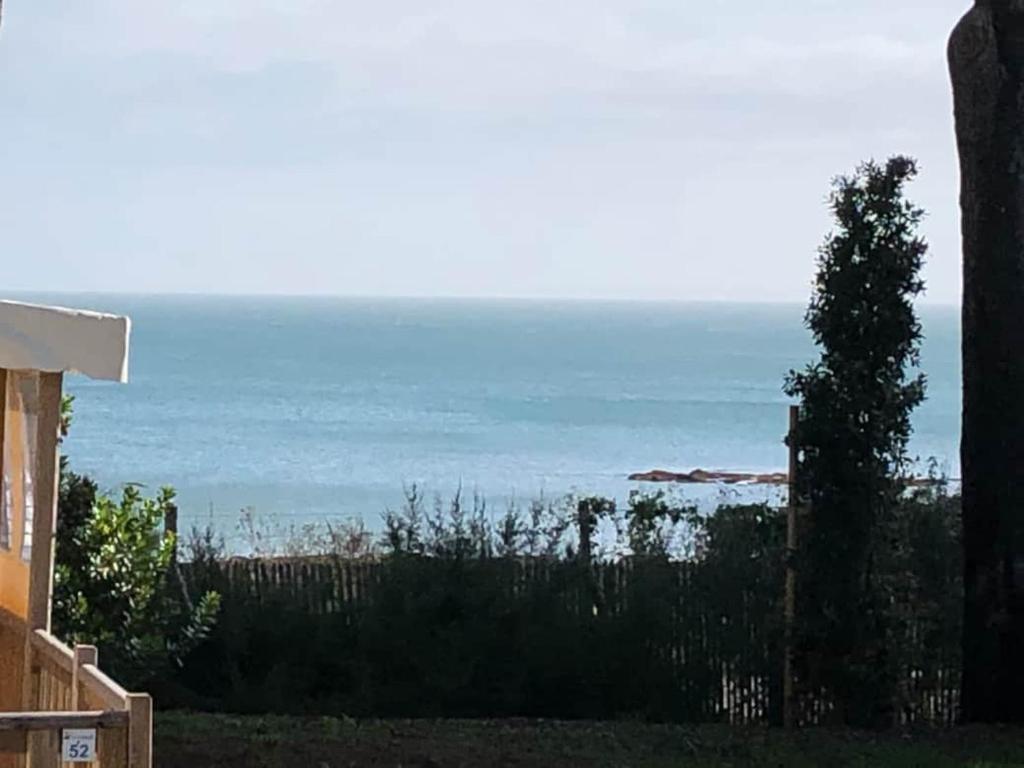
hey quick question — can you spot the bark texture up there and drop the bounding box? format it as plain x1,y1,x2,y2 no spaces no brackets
951,0,1024,723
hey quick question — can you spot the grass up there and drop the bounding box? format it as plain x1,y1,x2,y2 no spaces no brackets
154,712,1024,767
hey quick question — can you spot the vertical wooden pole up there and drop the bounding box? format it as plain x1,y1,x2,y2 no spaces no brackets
27,372,62,634
71,645,97,711
577,500,592,566
164,503,178,543
165,502,179,572
576,500,594,620
71,647,97,768
784,404,799,729
127,694,153,768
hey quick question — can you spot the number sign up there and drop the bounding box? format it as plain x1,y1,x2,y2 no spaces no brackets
62,728,97,762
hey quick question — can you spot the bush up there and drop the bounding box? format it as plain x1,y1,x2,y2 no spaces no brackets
54,482,221,688
54,401,220,689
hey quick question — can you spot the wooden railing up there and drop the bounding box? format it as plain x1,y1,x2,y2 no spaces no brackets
0,624,152,767
0,711,129,760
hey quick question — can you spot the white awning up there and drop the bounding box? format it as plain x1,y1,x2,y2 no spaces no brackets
0,300,131,383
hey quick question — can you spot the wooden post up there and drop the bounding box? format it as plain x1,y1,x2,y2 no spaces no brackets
784,404,799,729
70,643,98,768
164,504,178,538
27,373,62,633
165,503,178,563
577,500,592,566
71,646,98,711
126,694,152,768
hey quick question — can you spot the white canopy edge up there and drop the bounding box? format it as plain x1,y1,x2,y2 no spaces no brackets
0,300,131,383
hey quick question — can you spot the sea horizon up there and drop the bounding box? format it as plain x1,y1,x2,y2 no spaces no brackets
6,290,961,309
9,293,961,548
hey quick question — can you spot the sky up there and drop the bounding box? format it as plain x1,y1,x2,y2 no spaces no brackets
1,1,970,303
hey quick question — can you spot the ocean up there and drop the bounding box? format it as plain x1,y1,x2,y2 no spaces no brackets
20,295,961,545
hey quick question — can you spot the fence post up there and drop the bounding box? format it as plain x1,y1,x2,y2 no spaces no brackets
784,404,799,729
70,647,98,765
576,500,592,566
71,645,98,710
127,693,153,768
165,503,179,559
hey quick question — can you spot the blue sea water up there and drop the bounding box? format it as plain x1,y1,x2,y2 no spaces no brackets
18,295,960,543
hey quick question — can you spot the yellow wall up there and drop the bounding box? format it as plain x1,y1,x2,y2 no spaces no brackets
0,373,35,620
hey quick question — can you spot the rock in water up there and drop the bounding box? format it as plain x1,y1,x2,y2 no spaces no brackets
627,469,788,485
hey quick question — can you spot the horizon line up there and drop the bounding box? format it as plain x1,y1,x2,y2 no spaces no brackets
5,289,962,309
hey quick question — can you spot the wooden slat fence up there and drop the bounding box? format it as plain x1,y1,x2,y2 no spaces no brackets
182,555,959,726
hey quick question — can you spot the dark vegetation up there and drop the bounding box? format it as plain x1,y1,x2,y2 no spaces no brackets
785,157,929,727
172,493,791,721
157,485,958,727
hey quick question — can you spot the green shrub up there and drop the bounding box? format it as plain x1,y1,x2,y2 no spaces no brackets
54,400,220,689
54,483,220,688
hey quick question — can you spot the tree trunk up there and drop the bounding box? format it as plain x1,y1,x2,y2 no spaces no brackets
950,0,1024,723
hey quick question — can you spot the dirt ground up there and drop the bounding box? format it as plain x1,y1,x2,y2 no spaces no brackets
153,712,1024,768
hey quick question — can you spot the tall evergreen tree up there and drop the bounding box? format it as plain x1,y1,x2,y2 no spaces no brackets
785,157,927,727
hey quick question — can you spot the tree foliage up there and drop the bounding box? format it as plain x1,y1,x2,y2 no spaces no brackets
54,411,220,688
784,156,928,727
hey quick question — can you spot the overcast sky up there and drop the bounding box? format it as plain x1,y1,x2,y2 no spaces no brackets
1,1,969,303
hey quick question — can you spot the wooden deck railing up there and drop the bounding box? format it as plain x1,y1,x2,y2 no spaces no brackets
0,626,152,767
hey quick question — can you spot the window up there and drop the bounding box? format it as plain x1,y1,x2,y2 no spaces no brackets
20,461,33,562
17,373,38,563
